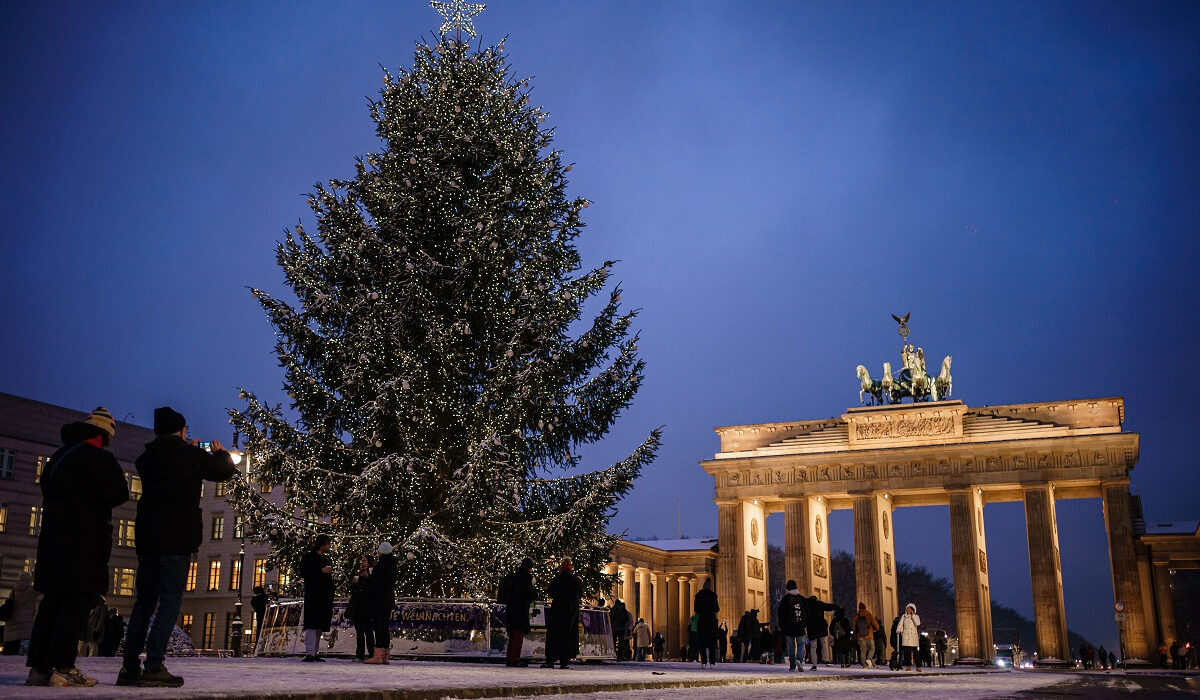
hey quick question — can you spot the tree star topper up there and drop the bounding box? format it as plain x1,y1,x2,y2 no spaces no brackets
430,0,485,38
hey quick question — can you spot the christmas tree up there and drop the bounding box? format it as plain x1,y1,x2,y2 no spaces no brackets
228,8,659,599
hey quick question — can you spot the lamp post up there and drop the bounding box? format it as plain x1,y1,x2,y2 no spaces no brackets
229,450,247,657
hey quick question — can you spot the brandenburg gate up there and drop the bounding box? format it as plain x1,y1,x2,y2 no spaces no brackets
701,320,1153,664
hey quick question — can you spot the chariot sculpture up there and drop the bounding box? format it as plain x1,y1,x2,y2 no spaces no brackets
856,313,953,405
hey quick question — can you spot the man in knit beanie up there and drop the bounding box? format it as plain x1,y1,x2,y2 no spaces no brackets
25,408,128,687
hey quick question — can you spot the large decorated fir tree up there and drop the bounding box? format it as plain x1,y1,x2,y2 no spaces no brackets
228,12,658,598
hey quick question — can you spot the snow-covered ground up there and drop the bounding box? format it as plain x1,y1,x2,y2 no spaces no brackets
0,656,1078,699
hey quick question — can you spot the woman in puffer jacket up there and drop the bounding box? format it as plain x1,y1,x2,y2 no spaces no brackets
896,603,922,671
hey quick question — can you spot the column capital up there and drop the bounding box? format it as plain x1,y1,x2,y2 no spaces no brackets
714,498,740,506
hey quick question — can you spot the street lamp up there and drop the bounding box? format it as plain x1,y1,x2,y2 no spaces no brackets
228,450,247,657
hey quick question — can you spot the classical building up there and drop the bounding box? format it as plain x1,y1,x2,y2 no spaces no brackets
699,396,1172,664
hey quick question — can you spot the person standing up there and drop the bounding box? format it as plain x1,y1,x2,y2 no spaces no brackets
497,557,536,667
77,595,107,657
718,621,728,662
26,408,128,687
652,632,665,661
694,578,720,667
608,599,630,661
851,602,879,669
737,610,757,663
897,603,922,671
363,541,396,665
250,586,270,642
3,571,41,655
345,555,374,662
542,557,583,669
1097,644,1108,670
777,580,807,672
933,629,948,667
119,408,236,686
873,616,887,666
99,609,124,657
830,607,853,667
299,535,335,662
631,617,651,661
804,593,838,670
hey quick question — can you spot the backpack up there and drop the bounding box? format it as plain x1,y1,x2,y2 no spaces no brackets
855,614,872,636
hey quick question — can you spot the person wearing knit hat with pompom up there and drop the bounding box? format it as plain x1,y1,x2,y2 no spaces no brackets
119,407,237,688
362,541,397,665
25,408,129,688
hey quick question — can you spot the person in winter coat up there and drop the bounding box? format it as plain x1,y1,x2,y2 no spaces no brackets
609,599,630,661
737,610,758,663
2,571,41,655
652,632,666,661
777,580,808,672
688,613,699,661
631,618,651,661
27,408,128,688
804,593,838,670
77,596,107,657
918,630,932,667
345,555,374,662
873,618,887,666
363,541,397,665
851,602,879,669
542,557,583,669
829,607,854,667
250,586,270,641
693,577,720,666
99,609,124,657
298,534,334,662
718,621,728,662
120,407,235,689
933,629,948,667
897,603,922,671
1097,645,1108,670
497,557,536,667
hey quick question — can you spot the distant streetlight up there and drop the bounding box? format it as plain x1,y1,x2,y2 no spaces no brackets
228,449,247,656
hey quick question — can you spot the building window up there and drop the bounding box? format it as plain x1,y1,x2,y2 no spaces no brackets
253,558,267,589
230,558,242,591
215,481,227,498
202,612,216,648
211,514,224,541
225,612,234,649
0,449,15,479
277,568,290,594
35,455,48,483
112,567,136,596
260,480,272,494
0,505,7,533
207,560,221,591
127,473,142,500
117,519,136,548
181,613,194,635
186,561,198,592
234,515,245,540
29,506,43,536
22,558,36,574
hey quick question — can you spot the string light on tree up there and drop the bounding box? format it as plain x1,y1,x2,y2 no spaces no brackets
227,6,658,599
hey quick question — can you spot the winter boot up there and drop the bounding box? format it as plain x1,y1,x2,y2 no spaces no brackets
363,648,387,665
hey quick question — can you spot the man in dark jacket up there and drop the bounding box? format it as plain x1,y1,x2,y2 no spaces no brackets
608,599,630,661
26,408,128,688
119,407,236,688
363,541,397,665
777,580,807,671
694,578,720,666
541,557,583,669
498,557,537,666
804,593,838,670
299,534,334,662
737,610,757,663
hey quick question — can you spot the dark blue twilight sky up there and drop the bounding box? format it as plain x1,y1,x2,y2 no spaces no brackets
2,1,1198,650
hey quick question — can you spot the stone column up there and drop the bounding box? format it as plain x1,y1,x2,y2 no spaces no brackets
654,573,668,641
949,489,993,662
1024,486,1069,663
853,493,899,632
716,501,744,633
637,568,652,625
1151,563,1177,646
618,564,635,610
1102,482,1152,661
784,496,834,598
666,575,680,660
602,563,618,603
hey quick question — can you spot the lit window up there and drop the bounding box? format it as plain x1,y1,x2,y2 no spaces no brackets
29,506,43,535
277,568,290,593
35,455,48,483
181,613,194,635
207,560,221,591
230,558,243,591
253,558,267,589
211,514,224,541
234,515,245,540
22,558,36,574
260,480,272,494
112,567,136,596
117,519,136,548
186,561,198,592
215,481,227,498
202,612,216,648
0,505,7,533
199,482,205,499
127,473,142,500
0,449,15,479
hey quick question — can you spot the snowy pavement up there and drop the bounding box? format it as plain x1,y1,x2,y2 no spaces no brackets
0,656,1136,699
